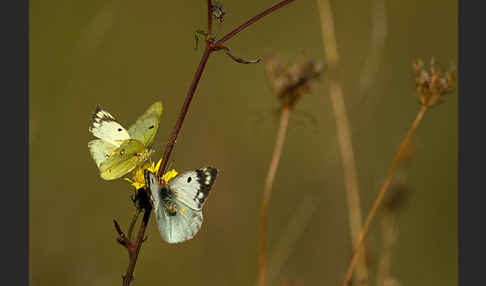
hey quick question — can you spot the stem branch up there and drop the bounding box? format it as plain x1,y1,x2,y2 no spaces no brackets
216,0,296,45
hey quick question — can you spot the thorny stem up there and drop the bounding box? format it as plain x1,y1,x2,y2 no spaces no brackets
342,105,428,286
258,106,291,286
316,0,368,284
119,1,298,285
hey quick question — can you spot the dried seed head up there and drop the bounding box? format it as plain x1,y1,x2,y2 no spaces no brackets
264,54,325,109
412,58,456,107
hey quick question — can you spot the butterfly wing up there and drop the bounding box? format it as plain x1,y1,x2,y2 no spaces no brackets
89,105,131,147
128,101,163,147
167,167,218,210
88,139,118,167
145,170,203,244
99,139,152,180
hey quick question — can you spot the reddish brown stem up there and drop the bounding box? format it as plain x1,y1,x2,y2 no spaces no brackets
216,0,296,45
156,46,212,179
114,220,129,247
121,1,298,285
156,0,297,178
122,208,151,286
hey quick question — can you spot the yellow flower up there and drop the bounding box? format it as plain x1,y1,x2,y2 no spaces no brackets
162,169,179,184
124,158,178,189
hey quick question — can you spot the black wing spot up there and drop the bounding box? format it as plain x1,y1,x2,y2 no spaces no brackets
187,177,192,183
148,125,155,129
118,128,122,131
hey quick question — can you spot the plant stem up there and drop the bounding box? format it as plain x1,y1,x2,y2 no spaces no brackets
157,0,296,178
127,210,141,241
122,208,151,286
316,0,368,284
120,1,298,285
156,46,212,178
258,106,291,286
342,104,428,286
216,0,296,45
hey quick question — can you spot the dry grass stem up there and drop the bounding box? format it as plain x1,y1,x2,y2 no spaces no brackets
342,104,428,286
316,0,368,284
258,54,323,286
344,57,455,285
258,106,292,286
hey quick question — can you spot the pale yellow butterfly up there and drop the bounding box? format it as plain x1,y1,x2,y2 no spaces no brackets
88,101,163,180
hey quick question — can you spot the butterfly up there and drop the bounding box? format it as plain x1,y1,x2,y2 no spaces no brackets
88,101,163,180
144,167,218,243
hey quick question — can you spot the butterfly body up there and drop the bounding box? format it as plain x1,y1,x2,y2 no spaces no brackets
88,102,163,180
144,168,218,243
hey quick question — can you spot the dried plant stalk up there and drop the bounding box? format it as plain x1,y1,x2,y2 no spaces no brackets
316,0,368,284
342,105,428,286
358,0,387,98
258,53,323,286
258,106,291,286
343,57,456,285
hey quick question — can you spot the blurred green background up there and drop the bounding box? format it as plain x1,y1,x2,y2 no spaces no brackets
30,0,457,285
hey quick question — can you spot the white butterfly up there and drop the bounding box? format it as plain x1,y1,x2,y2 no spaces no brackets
144,168,218,243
